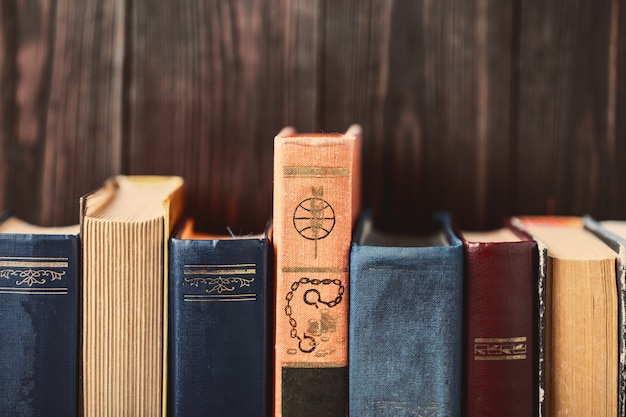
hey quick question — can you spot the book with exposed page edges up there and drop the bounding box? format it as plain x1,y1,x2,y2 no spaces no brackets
273,125,361,417
456,222,538,417
516,216,617,417
583,216,626,417
349,211,463,417
168,219,272,417
0,212,80,417
80,176,184,417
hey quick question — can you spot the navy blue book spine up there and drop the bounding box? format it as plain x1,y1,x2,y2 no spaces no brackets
168,234,271,417
0,233,79,417
348,213,463,417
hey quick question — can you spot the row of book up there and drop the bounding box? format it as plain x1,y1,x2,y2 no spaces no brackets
1,125,624,417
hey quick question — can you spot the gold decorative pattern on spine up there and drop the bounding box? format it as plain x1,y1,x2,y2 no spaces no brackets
474,337,527,360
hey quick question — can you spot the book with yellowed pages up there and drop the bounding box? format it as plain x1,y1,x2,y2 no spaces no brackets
516,216,618,417
583,216,626,417
0,213,80,417
80,176,184,417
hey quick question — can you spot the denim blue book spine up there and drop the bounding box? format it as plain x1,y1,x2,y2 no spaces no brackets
0,230,79,416
168,228,271,417
349,212,463,417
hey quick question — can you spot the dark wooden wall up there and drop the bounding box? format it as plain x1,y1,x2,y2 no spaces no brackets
1,0,625,234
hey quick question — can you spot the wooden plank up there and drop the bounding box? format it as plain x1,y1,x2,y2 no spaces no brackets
514,0,614,219
321,0,429,232
421,0,514,230
613,0,626,218
2,0,125,226
127,0,321,233
322,0,512,231
0,1,15,215
1,0,622,229
2,0,54,224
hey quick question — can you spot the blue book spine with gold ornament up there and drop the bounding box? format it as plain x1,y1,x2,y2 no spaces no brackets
168,221,272,417
0,214,79,417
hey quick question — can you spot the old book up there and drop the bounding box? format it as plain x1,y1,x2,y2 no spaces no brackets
81,175,184,417
0,213,80,416
517,216,618,417
168,219,272,417
584,216,626,417
348,211,463,417
457,223,538,417
273,125,361,417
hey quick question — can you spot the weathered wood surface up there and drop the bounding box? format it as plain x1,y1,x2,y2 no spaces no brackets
1,0,624,233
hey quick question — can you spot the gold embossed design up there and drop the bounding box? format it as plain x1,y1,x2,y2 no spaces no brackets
0,269,66,286
474,337,527,360
0,257,69,288
283,167,349,177
183,264,257,302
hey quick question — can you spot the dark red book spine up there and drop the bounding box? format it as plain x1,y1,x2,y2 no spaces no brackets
462,234,538,417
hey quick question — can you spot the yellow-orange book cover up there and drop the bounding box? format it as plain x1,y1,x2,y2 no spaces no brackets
80,175,184,417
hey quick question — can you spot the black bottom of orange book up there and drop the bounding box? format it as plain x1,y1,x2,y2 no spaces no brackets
282,366,347,417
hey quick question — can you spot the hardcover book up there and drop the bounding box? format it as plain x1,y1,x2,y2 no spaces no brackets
584,216,626,417
457,224,538,417
517,216,618,417
349,211,463,417
168,219,272,417
80,175,184,417
273,125,361,417
0,213,80,416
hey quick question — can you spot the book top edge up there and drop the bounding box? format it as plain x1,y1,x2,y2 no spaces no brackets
0,216,80,235
83,175,184,222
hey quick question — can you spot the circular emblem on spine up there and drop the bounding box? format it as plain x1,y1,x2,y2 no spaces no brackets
293,197,336,241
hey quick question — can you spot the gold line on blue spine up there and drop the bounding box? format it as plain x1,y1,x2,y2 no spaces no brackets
0,257,69,268
184,293,257,302
282,267,347,274
0,287,69,295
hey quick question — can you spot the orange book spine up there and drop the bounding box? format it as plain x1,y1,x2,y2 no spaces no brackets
273,126,361,417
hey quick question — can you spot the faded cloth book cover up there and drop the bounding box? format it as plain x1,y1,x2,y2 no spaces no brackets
168,219,272,417
0,214,80,417
457,223,538,417
349,211,463,417
517,216,617,417
81,175,184,417
273,125,361,417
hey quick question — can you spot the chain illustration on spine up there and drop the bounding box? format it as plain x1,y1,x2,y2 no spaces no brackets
285,277,344,355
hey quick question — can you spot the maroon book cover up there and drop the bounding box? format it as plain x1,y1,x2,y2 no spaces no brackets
459,224,538,417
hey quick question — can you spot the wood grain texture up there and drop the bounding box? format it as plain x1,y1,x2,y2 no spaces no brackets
2,0,54,224
0,0,625,231
127,0,323,233
0,1,15,215
2,0,124,226
515,0,615,219
615,0,626,216
426,0,514,231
